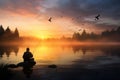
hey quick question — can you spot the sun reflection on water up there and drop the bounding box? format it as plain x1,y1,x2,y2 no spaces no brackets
0,42,120,66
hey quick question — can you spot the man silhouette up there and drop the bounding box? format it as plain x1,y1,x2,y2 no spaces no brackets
23,48,33,62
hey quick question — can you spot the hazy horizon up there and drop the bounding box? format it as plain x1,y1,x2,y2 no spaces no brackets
0,0,120,39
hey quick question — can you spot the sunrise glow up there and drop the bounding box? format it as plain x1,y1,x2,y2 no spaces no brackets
0,0,119,39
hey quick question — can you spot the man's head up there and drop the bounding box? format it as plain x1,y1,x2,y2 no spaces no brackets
26,48,30,52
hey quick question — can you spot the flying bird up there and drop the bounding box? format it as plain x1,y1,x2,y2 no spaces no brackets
95,14,100,20
48,17,52,22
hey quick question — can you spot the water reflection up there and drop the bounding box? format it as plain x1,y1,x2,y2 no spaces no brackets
0,44,120,66
17,61,36,78
22,64,33,78
0,44,120,80
72,45,120,57
6,61,36,79
0,45,19,58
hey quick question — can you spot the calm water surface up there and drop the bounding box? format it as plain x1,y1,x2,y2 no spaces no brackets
1,43,120,80
0,44,120,66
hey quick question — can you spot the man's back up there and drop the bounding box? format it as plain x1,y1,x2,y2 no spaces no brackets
23,48,33,62
23,52,32,58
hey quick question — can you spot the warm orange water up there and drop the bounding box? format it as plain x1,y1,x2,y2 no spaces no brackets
0,42,120,66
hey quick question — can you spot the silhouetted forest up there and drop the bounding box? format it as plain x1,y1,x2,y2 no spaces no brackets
72,27,120,41
0,25,19,41
1,24,120,42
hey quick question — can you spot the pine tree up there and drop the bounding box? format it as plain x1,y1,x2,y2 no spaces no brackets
4,26,12,39
5,26,12,34
14,28,19,38
81,30,87,40
0,25,5,36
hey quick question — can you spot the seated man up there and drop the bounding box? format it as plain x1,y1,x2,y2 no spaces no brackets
23,48,33,62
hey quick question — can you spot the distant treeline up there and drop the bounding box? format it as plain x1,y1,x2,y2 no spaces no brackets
72,27,120,41
1,24,120,42
0,25,19,41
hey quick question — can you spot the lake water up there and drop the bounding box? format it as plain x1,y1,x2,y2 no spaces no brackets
0,43,120,80
0,43,120,66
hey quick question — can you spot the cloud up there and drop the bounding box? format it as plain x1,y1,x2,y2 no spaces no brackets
0,0,120,31
40,0,120,30
0,0,42,17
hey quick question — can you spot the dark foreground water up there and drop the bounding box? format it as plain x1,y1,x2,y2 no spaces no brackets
0,43,120,80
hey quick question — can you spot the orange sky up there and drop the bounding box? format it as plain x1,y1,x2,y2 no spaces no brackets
0,11,83,39
0,11,100,39
0,0,119,39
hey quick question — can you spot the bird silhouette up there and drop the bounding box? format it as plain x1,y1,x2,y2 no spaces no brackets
95,14,100,20
48,17,52,22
